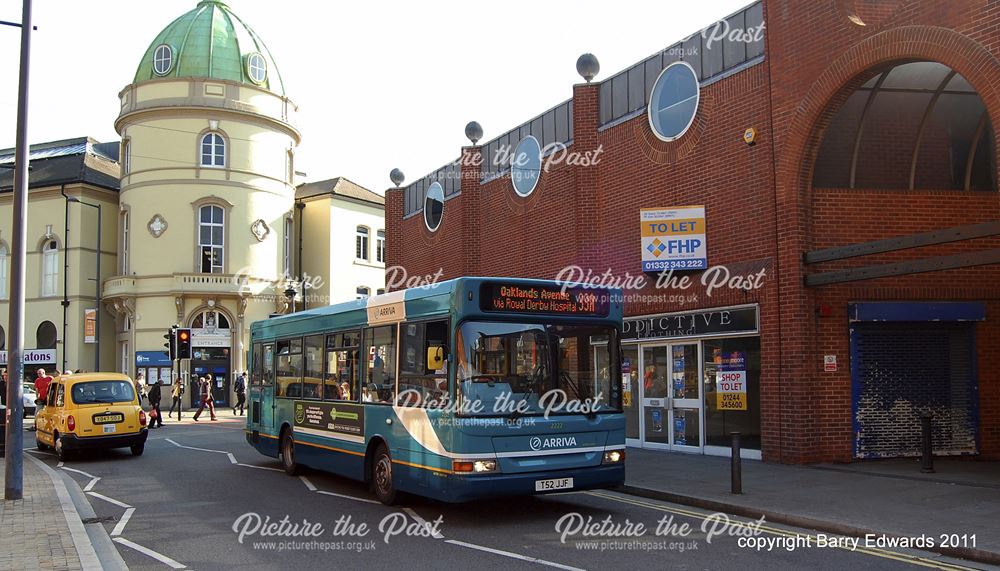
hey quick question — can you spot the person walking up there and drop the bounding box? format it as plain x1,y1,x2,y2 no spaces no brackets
135,373,147,407
147,380,164,428
0,369,7,406
168,379,184,419
33,368,54,425
192,376,217,421
233,372,247,415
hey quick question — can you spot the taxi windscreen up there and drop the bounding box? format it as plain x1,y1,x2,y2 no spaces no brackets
71,381,136,404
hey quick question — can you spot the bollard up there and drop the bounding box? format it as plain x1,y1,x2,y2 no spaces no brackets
731,432,742,494
920,412,934,473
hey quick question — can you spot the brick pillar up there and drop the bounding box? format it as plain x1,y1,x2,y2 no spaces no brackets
572,82,601,272
460,145,482,276
384,185,404,290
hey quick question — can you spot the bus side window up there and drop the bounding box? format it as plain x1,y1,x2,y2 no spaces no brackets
251,343,263,386
325,331,361,402
398,320,449,407
263,344,275,387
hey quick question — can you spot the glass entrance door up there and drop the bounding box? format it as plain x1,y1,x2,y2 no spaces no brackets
636,343,703,451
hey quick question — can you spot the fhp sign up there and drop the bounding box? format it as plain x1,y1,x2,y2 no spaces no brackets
640,206,707,272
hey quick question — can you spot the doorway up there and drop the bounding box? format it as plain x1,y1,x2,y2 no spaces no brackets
624,342,703,452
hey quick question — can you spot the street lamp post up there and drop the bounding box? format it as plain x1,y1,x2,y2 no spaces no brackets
66,197,101,372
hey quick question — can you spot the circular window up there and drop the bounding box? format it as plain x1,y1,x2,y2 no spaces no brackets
424,182,444,232
647,61,700,142
153,44,173,76
246,53,267,84
511,135,542,197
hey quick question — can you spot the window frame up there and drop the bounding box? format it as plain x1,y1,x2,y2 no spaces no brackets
362,324,398,406
376,229,385,263
199,131,227,168
153,44,173,76
356,226,370,261
647,61,700,143
356,286,370,300
40,239,59,297
324,329,362,403
398,318,451,408
283,216,293,278
197,203,226,274
246,52,267,84
0,240,8,300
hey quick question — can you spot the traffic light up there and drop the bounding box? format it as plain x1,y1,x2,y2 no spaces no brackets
163,328,177,360
176,328,192,360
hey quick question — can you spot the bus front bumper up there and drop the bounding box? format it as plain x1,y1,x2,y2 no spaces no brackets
441,464,624,503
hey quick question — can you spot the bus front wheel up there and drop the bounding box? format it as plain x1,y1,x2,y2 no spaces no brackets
371,443,397,505
280,428,300,476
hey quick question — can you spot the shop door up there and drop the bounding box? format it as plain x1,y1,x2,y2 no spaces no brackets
639,344,703,451
623,346,640,446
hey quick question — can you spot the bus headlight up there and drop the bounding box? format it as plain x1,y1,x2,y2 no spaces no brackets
602,450,625,464
453,459,499,473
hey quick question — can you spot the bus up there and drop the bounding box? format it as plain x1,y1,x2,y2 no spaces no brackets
246,277,625,504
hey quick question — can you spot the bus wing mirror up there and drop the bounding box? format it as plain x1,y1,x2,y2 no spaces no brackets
427,346,446,371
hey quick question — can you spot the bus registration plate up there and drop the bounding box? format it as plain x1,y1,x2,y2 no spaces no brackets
535,477,573,492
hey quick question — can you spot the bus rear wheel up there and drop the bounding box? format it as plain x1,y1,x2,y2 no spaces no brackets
370,443,396,505
280,428,300,476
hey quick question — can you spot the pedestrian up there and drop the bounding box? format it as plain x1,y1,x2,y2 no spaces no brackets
147,380,164,428
192,376,217,421
168,379,184,419
233,371,247,415
135,373,147,406
31,368,53,430
0,369,7,406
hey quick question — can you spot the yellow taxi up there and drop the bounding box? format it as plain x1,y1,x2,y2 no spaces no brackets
35,372,148,460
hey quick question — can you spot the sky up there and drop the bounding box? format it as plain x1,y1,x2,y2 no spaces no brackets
0,0,751,194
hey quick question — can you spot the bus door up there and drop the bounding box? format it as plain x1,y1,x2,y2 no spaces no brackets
250,343,276,435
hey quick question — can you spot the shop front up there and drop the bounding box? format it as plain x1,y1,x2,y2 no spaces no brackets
622,305,761,459
135,351,173,387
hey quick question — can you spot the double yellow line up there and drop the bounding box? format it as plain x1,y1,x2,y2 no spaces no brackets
584,491,981,571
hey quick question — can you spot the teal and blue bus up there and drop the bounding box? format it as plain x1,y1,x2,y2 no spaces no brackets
246,277,624,504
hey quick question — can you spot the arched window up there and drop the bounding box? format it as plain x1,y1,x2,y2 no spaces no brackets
0,242,8,300
191,309,230,331
36,321,57,349
122,139,131,175
121,210,130,275
356,226,369,261
199,205,225,273
376,230,385,263
41,240,58,297
356,286,370,300
0,324,6,350
200,132,226,168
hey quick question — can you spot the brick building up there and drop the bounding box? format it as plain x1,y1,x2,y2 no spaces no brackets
385,0,999,463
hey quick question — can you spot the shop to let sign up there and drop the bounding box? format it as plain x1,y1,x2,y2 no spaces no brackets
640,206,707,272
716,351,747,410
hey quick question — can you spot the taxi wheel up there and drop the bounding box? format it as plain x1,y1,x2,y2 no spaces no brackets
280,428,300,476
370,443,397,505
130,443,144,457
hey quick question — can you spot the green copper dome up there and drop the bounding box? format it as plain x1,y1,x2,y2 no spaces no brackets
134,1,285,95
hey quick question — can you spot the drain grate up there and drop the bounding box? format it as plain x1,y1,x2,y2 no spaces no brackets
81,516,117,524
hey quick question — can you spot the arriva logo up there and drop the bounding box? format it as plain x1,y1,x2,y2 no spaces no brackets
529,436,577,451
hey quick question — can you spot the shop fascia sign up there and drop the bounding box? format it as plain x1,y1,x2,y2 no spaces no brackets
623,305,758,341
0,349,56,365
192,328,231,347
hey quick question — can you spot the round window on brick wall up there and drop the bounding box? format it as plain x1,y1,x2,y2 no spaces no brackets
648,61,700,142
511,135,542,197
424,182,444,232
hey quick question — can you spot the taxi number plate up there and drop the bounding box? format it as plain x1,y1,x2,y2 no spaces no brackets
93,413,124,424
535,477,573,492
103,424,117,434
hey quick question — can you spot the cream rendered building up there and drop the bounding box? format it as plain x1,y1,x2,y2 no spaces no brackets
104,0,300,404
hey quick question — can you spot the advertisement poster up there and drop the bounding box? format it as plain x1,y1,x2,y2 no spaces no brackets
84,308,97,343
294,400,365,440
640,206,708,271
716,351,748,410
673,415,686,445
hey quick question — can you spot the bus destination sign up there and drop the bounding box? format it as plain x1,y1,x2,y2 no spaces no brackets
480,283,611,317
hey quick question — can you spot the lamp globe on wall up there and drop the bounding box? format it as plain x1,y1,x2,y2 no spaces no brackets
576,53,600,83
465,121,483,145
389,168,405,188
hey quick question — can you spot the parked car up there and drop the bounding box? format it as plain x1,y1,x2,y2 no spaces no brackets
35,373,148,461
22,382,37,417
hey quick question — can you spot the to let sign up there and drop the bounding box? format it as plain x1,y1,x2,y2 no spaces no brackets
640,206,707,272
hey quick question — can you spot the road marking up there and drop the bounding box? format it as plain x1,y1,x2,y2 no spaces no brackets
299,476,317,491
445,538,584,571
237,462,283,472
403,507,444,539
585,491,980,571
315,490,380,505
83,477,100,492
87,491,133,509
60,466,101,492
227,452,238,464
57,460,64,467
113,537,187,569
165,438,231,455
111,507,136,537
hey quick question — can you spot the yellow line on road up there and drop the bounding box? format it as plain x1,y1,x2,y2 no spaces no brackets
584,491,981,571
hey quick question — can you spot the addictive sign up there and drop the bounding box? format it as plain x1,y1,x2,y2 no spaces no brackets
715,351,747,411
480,283,610,317
641,206,707,271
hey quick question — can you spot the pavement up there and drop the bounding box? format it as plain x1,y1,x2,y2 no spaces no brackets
622,447,1000,565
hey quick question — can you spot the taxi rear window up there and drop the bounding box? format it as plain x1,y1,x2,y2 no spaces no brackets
71,381,136,404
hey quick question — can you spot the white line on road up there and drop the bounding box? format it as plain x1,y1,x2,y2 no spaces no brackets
87,491,133,509
299,475,317,491
227,452,238,464
403,508,444,540
315,490,380,505
112,537,187,569
111,507,136,537
60,466,101,492
444,539,585,571
83,477,100,492
61,466,97,479
236,462,283,472
165,438,232,455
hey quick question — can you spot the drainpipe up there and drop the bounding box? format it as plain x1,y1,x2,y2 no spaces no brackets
296,200,305,310
59,185,68,372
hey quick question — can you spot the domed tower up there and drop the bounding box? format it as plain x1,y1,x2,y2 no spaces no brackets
105,1,300,395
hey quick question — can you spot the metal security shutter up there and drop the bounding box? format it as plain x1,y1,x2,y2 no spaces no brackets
851,322,977,459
